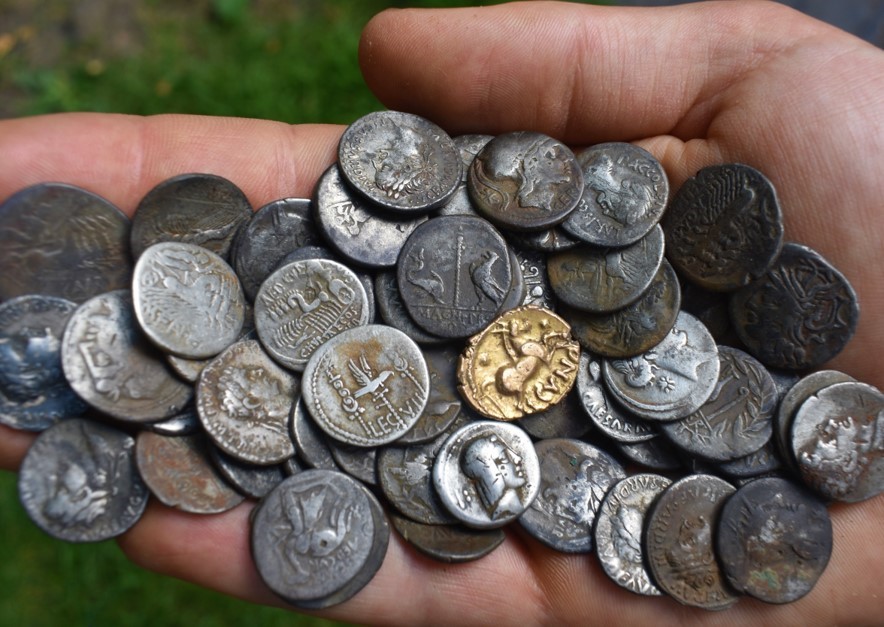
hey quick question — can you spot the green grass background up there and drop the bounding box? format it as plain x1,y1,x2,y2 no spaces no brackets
0,1,600,625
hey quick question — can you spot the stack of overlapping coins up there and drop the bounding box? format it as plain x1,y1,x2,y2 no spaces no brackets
1,109,881,611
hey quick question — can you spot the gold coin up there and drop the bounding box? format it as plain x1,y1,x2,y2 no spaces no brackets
458,305,580,420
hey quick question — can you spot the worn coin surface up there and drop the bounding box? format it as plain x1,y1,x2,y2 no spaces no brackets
136,431,244,514
197,339,297,465
519,438,626,553
664,163,783,291
389,512,505,564
645,474,739,610
717,440,783,478
433,420,539,529
791,380,884,503
289,398,339,471
255,258,370,371
61,290,192,422
133,242,246,359
147,406,202,436
397,215,513,338
512,246,556,310
233,198,320,301
0,295,86,431
468,131,583,231
302,324,429,447
517,390,591,440
0,182,132,302
729,242,859,370
594,473,672,596
547,224,665,313
604,311,720,421
659,346,777,461
562,143,668,247
615,435,683,472
716,477,832,604
314,164,428,269
131,173,252,259
327,441,379,486
458,305,579,421
563,258,680,358
338,110,461,213
18,418,149,542
396,344,464,444
208,445,287,499
373,271,447,346
507,225,581,253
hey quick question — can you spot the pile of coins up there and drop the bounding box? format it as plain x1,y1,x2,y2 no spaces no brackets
1,109,882,611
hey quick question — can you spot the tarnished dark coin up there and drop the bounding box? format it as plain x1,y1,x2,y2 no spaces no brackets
147,405,202,436
396,344,464,444
517,390,591,440
562,143,668,247
233,198,320,301
283,456,304,476
453,134,494,176
433,420,539,529
302,324,429,447
133,242,246,359
136,431,244,514
645,474,739,610
518,438,626,552
575,351,656,443
716,477,832,603
664,163,784,291
327,441,378,486
498,247,529,313
563,258,680,358
338,110,461,213
314,164,428,269
679,279,732,342
0,295,86,431
0,182,132,302
207,445,287,499
18,418,149,542
615,435,683,471
604,311,720,421
250,470,382,604
389,512,505,564
254,258,370,371
547,224,665,313
512,246,556,310
130,173,252,260
594,474,672,596
289,398,338,471
374,271,448,346
468,131,583,231
659,346,777,462
196,339,297,465
506,225,581,253
791,380,884,503
61,290,192,422
729,242,859,370
397,215,512,338
717,440,783,479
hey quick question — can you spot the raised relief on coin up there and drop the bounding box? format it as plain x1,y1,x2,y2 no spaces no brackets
664,163,783,291
729,242,859,370
562,143,669,247
338,110,461,213
468,131,583,231
458,306,579,421
397,215,513,338
133,242,246,359
255,259,369,371
302,325,429,447
513,246,556,310
389,512,505,564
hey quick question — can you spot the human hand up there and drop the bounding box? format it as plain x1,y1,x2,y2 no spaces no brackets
2,1,883,624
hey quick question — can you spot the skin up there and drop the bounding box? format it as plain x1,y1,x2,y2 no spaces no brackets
1,1,883,624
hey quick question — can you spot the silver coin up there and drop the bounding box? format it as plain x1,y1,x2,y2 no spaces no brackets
389,512,505,564
575,351,656,443
791,380,884,503
233,198,320,302
373,271,448,346
547,224,665,313
498,247,529,313
314,164,428,269
615,435,683,471
302,324,429,447
0,182,132,303
468,131,583,232
506,225,581,253
254,258,370,371
397,215,512,338
603,311,720,421
165,314,256,383
518,438,625,553
594,473,672,596
516,390,591,440
327,441,379,486
147,405,202,436
18,418,149,542
432,420,539,529
396,344,464,445
562,143,669,247
717,439,783,479
207,445,287,500
338,110,461,213
0,295,86,431
512,246,556,310
61,290,192,422
130,173,252,260
289,398,338,471
196,339,297,465
133,242,246,359
453,134,494,178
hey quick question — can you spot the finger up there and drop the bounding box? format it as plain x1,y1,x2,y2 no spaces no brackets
0,113,344,215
